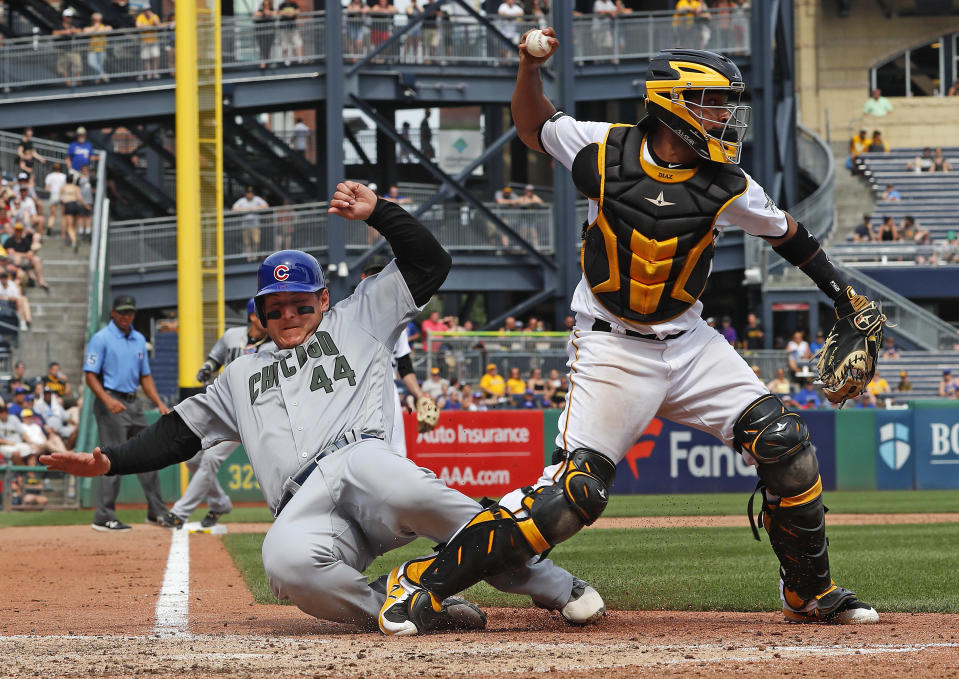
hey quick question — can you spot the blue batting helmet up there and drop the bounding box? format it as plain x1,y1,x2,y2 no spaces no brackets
254,250,326,325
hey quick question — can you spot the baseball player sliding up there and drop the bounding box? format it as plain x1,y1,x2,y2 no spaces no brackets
42,182,604,633
157,299,273,529
373,36,883,634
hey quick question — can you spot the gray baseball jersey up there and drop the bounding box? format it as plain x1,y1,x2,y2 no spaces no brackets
208,326,273,368
176,261,413,510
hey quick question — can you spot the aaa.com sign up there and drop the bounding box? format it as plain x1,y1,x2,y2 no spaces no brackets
405,411,544,497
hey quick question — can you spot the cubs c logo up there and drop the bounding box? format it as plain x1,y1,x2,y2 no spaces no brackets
273,264,290,281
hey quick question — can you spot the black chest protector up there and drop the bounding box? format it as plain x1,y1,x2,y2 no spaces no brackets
571,123,747,324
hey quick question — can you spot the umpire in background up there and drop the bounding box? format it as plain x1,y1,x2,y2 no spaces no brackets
84,295,170,532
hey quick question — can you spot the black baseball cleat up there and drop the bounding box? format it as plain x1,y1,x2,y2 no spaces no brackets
200,511,225,528
372,569,486,634
91,519,132,532
782,583,879,624
156,511,185,529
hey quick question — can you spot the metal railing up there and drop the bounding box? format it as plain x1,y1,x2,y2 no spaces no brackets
838,263,959,350
745,124,836,278
0,8,751,92
108,200,557,272
829,243,958,265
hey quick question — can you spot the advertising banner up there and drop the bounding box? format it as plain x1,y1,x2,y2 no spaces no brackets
407,410,545,497
914,408,959,489
875,410,915,490
611,411,836,495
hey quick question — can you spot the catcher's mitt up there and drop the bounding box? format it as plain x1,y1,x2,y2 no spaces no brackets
416,395,440,433
816,287,887,406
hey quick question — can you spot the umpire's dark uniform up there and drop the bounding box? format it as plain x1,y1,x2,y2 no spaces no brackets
84,295,168,530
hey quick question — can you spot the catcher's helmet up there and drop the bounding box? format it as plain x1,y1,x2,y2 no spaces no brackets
254,250,326,325
644,49,750,164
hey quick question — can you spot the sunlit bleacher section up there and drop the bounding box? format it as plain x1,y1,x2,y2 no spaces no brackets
0,9,750,94
844,147,959,264
877,352,959,402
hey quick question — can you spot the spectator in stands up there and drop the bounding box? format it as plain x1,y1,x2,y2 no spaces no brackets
479,363,506,406
881,183,900,202
8,386,29,418
809,330,826,356
793,379,821,408
42,362,72,400
4,361,26,397
852,214,875,242
786,330,811,380
11,186,44,237
847,128,869,173
717,316,737,344
930,147,952,173
766,367,792,397
545,367,561,402
0,269,31,331
105,0,136,30
59,175,86,249
517,389,542,409
853,390,878,408
462,390,485,412
899,215,925,243
54,9,83,87
497,0,525,52
867,369,890,398
906,147,933,173
277,0,305,66
7,223,49,291
936,230,959,265
876,216,899,242
20,408,69,457
291,117,311,159
527,367,547,402
506,367,526,402
420,310,448,352
17,128,44,169
34,386,74,441
867,130,889,153
863,88,893,117
896,370,912,392
165,13,176,76
549,376,569,408
77,165,95,241
232,186,269,262
382,185,412,205
420,108,435,161
517,184,543,206
741,312,764,350
421,366,448,400
0,403,34,465
44,163,67,239
254,0,277,69
882,337,900,359
136,7,163,79
495,186,519,206
939,369,957,398
85,12,112,84
67,127,95,177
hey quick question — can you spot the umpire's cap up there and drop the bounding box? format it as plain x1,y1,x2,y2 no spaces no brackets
112,295,136,312
254,250,326,325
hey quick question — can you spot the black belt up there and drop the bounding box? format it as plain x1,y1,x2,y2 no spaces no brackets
106,389,138,402
591,319,686,341
274,433,381,518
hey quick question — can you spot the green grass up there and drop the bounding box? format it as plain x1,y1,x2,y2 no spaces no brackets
601,489,959,517
222,522,959,613
0,505,273,529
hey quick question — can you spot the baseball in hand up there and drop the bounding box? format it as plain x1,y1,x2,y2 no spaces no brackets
524,30,551,58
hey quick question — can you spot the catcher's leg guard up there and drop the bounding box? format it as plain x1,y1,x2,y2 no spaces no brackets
405,448,616,601
734,395,831,600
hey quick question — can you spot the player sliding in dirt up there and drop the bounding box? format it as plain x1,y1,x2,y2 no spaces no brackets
42,181,604,634
373,33,882,635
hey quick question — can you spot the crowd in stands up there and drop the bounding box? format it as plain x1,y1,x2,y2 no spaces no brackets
0,359,80,507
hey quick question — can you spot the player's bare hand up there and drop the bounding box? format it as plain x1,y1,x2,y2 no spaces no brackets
107,397,127,414
40,447,111,477
520,27,558,65
157,403,170,415
328,181,377,221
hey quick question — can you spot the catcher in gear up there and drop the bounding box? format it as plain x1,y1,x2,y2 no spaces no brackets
375,41,882,635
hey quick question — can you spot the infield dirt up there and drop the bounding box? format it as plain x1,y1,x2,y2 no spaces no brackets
2,521,957,678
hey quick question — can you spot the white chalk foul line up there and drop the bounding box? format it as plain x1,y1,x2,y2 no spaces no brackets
154,527,190,638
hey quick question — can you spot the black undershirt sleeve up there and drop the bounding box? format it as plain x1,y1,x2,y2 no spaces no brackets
395,353,414,379
101,411,204,476
364,200,451,307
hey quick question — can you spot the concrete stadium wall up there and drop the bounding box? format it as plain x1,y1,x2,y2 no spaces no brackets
796,0,959,146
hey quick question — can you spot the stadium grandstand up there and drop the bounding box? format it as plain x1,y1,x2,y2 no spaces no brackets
0,0,957,513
